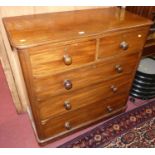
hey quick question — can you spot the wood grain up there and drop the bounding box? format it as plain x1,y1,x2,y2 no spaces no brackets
17,49,46,139
29,39,96,75
38,74,132,120
41,93,128,140
126,6,155,56
98,27,149,59
33,52,140,98
3,7,152,49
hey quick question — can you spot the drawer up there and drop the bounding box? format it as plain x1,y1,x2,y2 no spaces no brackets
98,27,149,59
29,39,96,77
38,74,132,120
40,93,128,139
34,52,140,99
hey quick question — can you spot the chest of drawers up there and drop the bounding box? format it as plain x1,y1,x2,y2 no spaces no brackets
3,7,152,144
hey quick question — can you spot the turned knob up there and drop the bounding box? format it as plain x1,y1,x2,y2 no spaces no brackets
64,80,72,90
65,122,72,130
107,106,113,113
63,54,72,65
115,64,123,73
120,41,129,50
64,100,72,110
111,85,118,92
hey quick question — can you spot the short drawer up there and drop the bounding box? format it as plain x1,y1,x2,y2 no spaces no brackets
98,27,149,59
29,39,96,77
38,74,132,120
34,52,140,99
40,93,128,140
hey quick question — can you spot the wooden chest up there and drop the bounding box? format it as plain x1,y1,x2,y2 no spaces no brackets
3,7,152,144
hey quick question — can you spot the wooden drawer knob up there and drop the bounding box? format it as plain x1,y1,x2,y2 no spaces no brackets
64,80,72,90
120,41,129,50
63,54,72,65
107,106,113,113
64,100,72,110
111,85,118,92
65,122,72,130
115,64,123,73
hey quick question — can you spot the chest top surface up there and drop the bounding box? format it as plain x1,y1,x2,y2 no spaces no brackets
3,7,152,49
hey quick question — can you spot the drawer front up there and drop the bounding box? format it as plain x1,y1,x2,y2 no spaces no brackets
34,52,139,100
40,93,128,139
98,27,148,59
29,39,96,77
38,74,132,120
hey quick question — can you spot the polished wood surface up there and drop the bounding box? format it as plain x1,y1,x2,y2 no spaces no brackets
41,93,128,139
29,39,96,76
3,8,152,143
38,74,132,120
3,7,152,49
126,6,155,56
33,52,140,99
98,27,149,59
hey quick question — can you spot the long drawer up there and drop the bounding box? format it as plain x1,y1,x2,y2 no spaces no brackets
40,93,128,140
34,52,140,100
29,39,96,77
38,74,132,120
98,27,148,59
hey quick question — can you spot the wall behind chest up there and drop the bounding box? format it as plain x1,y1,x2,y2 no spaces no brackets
0,6,106,17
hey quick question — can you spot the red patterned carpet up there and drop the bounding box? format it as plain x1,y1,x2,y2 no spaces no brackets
105,117,155,148
59,100,155,148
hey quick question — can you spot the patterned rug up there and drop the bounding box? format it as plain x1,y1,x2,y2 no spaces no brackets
59,100,155,148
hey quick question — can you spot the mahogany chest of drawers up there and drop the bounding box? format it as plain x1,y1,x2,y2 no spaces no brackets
3,7,152,144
